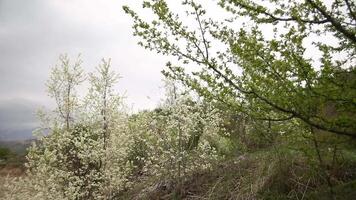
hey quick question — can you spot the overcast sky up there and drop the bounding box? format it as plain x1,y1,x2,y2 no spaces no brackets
0,0,170,140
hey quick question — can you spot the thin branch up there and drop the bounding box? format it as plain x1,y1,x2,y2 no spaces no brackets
255,114,295,122
231,1,328,24
344,0,356,21
195,8,209,60
306,0,356,44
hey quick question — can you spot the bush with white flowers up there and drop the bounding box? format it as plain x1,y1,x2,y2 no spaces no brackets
2,58,225,199
129,94,224,184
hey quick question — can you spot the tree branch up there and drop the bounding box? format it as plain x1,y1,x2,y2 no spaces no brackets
306,0,356,44
344,0,356,21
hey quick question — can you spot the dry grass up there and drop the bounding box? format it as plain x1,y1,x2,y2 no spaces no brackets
0,165,26,198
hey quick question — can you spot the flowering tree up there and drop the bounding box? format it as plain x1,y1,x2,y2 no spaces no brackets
46,54,85,130
146,97,221,179
129,81,224,191
4,59,225,199
4,56,132,200
82,58,132,198
26,125,105,199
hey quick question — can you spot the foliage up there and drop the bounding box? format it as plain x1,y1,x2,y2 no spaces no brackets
123,0,356,138
46,54,85,130
26,125,105,199
128,81,225,192
0,147,11,161
3,56,132,200
3,0,356,199
122,0,356,199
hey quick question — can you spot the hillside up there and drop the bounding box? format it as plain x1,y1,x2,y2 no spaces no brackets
0,139,34,156
120,150,356,200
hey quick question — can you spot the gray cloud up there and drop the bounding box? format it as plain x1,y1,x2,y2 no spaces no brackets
0,0,168,140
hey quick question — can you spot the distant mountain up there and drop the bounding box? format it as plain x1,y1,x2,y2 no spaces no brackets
0,139,35,155
0,98,41,141
0,128,36,141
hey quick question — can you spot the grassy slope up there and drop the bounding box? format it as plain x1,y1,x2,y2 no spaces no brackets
121,150,356,200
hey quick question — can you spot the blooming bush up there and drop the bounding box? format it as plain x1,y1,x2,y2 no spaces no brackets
129,95,224,183
3,57,225,199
